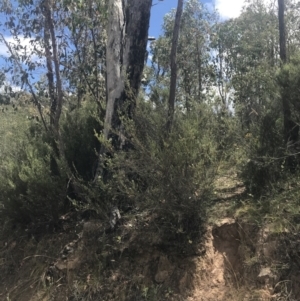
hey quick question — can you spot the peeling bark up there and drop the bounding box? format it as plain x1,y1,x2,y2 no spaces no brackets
103,0,126,144
93,0,152,181
42,0,65,177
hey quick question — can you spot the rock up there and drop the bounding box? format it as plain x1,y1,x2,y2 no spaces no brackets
257,267,277,287
214,218,236,229
258,267,272,278
110,206,121,229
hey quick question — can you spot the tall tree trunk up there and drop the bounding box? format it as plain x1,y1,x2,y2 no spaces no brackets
93,0,152,181
278,0,296,144
103,0,125,147
196,36,202,102
43,0,66,221
44,0,63,131
43,5,59,177
43,17,56,126
278,0,287,64
278,0,298,169
166,0,184,134
218,38,226,107
42,0,64,132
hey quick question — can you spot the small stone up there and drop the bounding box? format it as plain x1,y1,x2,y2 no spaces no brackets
257,267,277,286
258,267,272,278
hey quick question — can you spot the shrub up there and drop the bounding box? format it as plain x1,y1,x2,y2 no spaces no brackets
241,54,300,195
0,100,103,228
61,101,102,181
0,132,67,227
240,103,285,195
94,101,221,247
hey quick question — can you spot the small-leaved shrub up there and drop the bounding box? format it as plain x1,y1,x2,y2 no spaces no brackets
0,131,67,227
94,101,221,248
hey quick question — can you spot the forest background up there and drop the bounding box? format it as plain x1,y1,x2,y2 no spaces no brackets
0,0,300,299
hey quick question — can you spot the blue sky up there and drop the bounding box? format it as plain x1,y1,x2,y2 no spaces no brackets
148,0,255,38
0,0,252,57
149,0,212,38
0,0,268,90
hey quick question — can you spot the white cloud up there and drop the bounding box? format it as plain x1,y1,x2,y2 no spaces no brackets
215,0,273,19
0,36,42,60
215,0,244,19
0,83,21,92
0,36,27,56
0,39,10,56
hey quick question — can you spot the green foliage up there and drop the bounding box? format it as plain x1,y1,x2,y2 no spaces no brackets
217,4,279,128
94,101,221,246
241,53,300,195
277,53,300,120
0,96,105,228
2,0,300,254
62,101,102,181
0,132,67,226
240,103,285,195
150,0,218,109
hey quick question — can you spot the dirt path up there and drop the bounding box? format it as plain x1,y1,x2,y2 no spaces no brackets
184,219,242,301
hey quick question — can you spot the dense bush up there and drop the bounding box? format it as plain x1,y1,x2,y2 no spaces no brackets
0,134,67,227
240,100,286,195
0,99,104,229
61,101,102,181
0,96,228,240
93,101,221,245
241,55,300,195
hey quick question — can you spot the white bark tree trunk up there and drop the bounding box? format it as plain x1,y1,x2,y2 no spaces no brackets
93,0,152,181
166,0,184,134
104,0,126,142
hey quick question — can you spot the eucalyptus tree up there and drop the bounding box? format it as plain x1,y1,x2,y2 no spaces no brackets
0,0,108,120
285,4,300,82
62,0,107,108
213,0,280,128
0,0,68,179
150,0,218,112
93,0,152,180
278,0,291,144
166,0,183,133
277,0,300,165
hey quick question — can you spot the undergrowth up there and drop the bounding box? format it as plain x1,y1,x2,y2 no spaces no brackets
89,101,225,249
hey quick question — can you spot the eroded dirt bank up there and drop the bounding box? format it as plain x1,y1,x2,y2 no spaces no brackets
1,214,297,301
